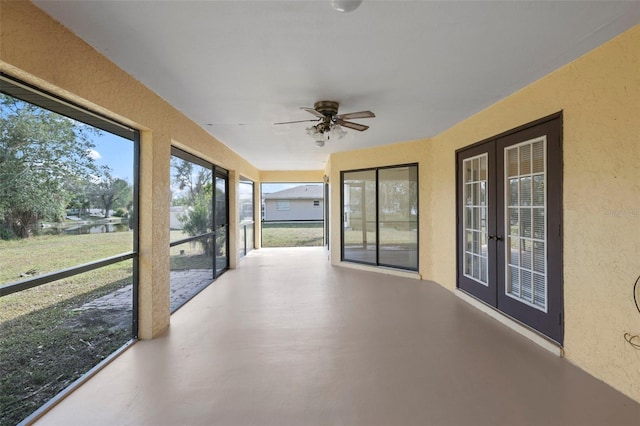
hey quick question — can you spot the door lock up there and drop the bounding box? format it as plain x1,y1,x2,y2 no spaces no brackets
489,234,503,241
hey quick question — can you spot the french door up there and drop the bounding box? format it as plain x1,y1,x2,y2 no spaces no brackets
456,114,563,343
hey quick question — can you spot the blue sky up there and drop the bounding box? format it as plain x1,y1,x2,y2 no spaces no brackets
90,132,134,183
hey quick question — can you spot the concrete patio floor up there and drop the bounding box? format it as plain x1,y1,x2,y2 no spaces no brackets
34,247,639,426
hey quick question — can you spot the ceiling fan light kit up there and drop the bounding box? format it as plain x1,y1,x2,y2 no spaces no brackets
275,100,375,148
307,122,347,147
331,0,363,13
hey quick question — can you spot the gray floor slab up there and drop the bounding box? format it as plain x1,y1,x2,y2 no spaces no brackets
37,248,640,426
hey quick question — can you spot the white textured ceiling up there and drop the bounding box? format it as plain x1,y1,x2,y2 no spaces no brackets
34,1,639,170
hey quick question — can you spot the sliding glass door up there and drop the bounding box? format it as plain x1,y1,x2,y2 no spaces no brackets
342,170,377,264
378,166,419,269
341,164,418,271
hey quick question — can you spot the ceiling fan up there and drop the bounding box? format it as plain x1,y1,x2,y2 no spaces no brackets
274,101,375,146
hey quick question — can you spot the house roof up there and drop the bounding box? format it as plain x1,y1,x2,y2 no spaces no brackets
263,185,323,200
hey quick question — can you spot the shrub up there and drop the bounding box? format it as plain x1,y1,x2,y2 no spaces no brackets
178,192,214,255
112,208,127,218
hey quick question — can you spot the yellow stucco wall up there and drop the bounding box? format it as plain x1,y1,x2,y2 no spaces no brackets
260,170,325,183
1,0,638,403
328,25,640,402
0,1,260,338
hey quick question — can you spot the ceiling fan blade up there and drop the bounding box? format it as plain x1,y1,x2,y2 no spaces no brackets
335,111,375,120
336,118,369,132
300,107,326,119
273,119,318,125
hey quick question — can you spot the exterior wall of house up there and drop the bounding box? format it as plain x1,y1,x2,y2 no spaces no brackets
264,199,324,221
329,25,640,402
260,170,324,182
259,172,326,222
169,207,187,230
0,0,260,339
2,0,638,403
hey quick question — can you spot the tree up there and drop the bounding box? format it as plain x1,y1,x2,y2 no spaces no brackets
179,184,214,255
0,94,98,238
91,166,132,218
171,157,212,205
172,158,220,255
64,176,93,218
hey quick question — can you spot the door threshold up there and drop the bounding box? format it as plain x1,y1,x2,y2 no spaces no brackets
338,261,421,280
455,289,563,357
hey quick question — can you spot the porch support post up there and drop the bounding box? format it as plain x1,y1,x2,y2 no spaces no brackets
137,129,171,339
228,170,238,269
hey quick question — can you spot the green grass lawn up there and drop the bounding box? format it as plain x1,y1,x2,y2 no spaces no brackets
0,229,224,425
0,232,133,285
0,233,134,426
0,270,133,426
261,222,324,247
170,232,215,271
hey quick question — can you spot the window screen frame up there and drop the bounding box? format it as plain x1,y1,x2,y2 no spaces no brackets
0,73,141,338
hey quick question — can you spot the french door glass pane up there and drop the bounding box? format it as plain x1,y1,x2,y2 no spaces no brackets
343,170,377,264
462,154,489,285
378,166,418,269
504,137,547,311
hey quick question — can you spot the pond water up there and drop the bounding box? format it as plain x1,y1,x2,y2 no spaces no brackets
41,222,130,235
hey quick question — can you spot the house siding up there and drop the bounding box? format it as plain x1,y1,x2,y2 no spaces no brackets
264,199,323,221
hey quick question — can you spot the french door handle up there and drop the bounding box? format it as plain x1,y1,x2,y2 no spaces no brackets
489,234,503,241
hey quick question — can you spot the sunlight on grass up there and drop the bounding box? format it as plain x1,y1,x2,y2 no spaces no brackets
261,222,324,247
170,238,214,271
0,232,133,285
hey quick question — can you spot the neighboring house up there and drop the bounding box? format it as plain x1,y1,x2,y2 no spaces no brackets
263,185,323,222
169,206,188,230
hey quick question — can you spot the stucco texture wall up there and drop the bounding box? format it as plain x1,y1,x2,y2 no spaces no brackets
260,170,324,183
328,25,640,402
0,1,260,339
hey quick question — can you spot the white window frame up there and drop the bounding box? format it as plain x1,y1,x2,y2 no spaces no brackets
503,136,548,313
276,200,290,211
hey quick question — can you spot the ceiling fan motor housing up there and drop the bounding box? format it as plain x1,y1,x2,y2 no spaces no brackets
314,101,339,118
